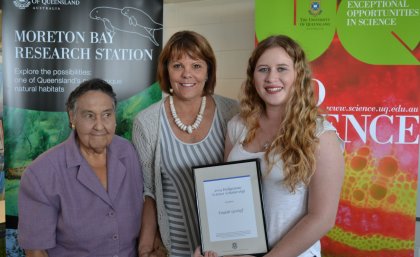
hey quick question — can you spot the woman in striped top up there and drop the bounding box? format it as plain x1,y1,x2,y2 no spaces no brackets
132,30,238,257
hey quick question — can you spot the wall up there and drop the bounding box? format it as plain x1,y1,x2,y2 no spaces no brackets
163,0,254,100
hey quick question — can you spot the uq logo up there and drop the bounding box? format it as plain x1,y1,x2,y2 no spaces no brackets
309,0,322,16
13,0,31,9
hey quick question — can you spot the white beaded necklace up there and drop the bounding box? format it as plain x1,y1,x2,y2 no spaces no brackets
169,95,206,134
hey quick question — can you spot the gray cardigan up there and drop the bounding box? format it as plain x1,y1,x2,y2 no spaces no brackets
132,95,239,253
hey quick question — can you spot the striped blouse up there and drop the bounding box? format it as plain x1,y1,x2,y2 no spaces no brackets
160,106,225,257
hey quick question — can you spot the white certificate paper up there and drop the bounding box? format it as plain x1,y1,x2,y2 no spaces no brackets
193,159,268,256
203,175,258,242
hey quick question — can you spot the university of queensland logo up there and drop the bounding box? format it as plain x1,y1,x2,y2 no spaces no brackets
13,0,31,9
309,0,322,16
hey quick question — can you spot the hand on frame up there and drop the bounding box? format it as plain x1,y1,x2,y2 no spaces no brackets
193,246,218,257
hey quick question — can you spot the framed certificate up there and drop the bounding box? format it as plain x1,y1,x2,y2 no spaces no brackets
192,159,268,256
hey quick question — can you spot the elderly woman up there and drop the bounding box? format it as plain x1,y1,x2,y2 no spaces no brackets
132,30,238,257
18,78,144,257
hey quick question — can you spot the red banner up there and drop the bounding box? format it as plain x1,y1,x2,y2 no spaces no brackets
256,1,419,256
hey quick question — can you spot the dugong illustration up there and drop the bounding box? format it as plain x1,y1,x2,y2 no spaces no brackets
89,6,162,46
121,7,163,46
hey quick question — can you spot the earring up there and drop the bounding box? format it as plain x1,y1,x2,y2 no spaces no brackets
169,88,173,93
71,124,75,129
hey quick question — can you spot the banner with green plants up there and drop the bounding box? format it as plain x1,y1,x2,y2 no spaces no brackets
3,1,163,255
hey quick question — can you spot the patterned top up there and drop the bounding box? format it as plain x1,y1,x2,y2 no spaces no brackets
132,95,239,253
160,106,225,256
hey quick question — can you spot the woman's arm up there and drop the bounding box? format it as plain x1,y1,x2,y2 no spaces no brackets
25,250,49,257
265,131,345,257
224,132,233,161
138,196,160,257
132,112,164,257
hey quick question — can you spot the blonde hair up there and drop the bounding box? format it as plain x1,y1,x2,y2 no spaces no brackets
240,35,322,192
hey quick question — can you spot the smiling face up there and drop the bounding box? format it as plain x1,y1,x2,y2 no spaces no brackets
168,54,208,101
69,90,116,154
253,46,296,109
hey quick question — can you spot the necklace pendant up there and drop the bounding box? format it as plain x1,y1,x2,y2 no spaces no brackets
187,126,193,134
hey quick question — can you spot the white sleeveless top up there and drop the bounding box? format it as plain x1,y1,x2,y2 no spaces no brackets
226,114,344,257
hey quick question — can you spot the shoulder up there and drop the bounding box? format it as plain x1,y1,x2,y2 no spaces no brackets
110,136,141,168
213,95,239,121
27,140,67,172
227,113,244,127
227,114,247,143
228,114,246,133
316,117,345,152
22,140,69,185
214,95,239,109
316,117,336,136
111,135,136,153
132,99,164,138
134,99,164,123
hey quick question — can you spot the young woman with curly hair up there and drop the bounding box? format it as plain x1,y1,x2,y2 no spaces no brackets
224,35,345,257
